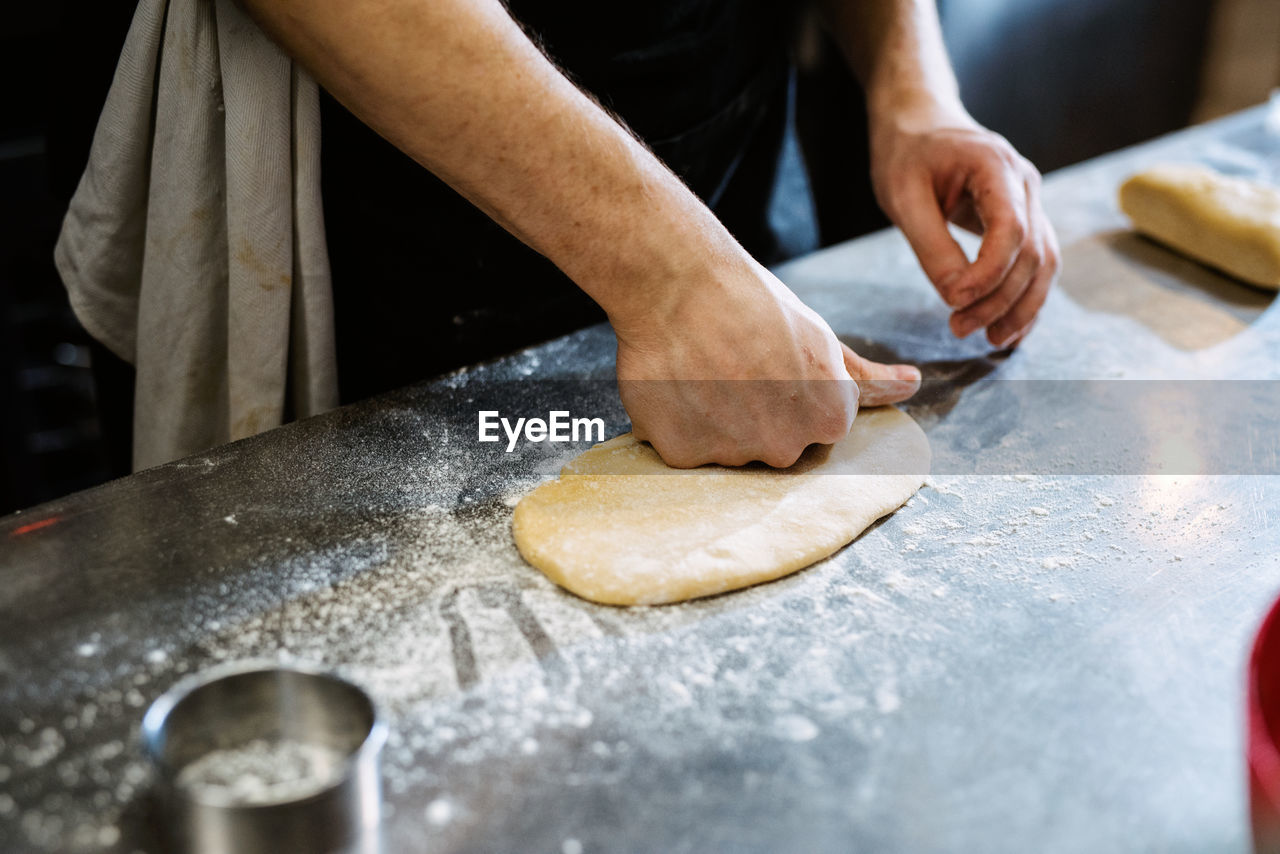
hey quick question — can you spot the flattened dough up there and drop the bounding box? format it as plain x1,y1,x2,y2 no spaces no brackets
1119,164,1280,289
512,407,930,606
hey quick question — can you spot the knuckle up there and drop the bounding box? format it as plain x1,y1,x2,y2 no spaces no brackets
939,271,968,301
989,211,1023,244
651,432,708,469
1033,278,1053,307
951,292,977,317
949,281,988,311
971,302,1002,327
713,440,754,468
1007,274,1034,308
988,285,1024,319
1005,303,1032,330
762,444,804,469
814,408,853,444
880,177,910,212
1045,243,1062,272
1006,215,1027,245
659,446,700,469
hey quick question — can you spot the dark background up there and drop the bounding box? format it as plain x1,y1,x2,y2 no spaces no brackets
0,0,1259,514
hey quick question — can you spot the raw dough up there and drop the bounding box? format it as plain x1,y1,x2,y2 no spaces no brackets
512,407,930,606
1118,164,1280,290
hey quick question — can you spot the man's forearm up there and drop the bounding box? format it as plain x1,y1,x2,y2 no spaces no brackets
818,0,963,122
238,0,748,328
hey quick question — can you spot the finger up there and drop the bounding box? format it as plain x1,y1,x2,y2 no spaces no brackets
951,163,1051,338
953,160,1029,309
1024,166,1062,283
842,344,921,406
949,238,1037,338
891,176,972,307
986,233,1058,348
1019,165,1056,269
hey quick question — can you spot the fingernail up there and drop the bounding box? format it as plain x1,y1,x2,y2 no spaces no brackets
954,318,977,337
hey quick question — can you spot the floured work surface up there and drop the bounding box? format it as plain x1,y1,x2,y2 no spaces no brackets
513,407,931,605
5,107,1280,854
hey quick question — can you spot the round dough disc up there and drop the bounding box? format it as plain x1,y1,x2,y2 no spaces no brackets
512,406,930,606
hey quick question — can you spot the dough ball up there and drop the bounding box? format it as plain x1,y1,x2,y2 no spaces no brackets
1119,164,1280,290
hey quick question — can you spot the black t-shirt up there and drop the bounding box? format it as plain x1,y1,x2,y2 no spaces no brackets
321,1,807,401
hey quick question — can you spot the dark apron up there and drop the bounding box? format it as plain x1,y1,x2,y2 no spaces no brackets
320,0,816,402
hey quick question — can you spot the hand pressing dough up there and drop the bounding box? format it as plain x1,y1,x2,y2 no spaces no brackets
1119,164,1280,290
512,407,930,606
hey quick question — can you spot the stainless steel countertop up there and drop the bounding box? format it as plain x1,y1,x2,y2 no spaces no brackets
3,104,1280,853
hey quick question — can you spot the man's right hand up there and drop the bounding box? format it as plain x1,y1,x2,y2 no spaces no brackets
241,0,917,469
614,257,920,469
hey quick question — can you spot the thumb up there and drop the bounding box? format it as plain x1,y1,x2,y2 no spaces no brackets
841,344,922,407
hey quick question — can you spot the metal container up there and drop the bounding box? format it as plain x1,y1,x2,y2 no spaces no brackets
142,662,387,854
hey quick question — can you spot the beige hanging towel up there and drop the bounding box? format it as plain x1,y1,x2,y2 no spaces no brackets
54,0,338,471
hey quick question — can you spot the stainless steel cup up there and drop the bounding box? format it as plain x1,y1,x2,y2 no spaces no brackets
142,661,386,854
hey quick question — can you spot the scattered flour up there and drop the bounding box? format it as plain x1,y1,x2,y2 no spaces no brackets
425,796,455,826
5,413,1234,854
874,685,902,714
772,714,820,743
176,739,347,805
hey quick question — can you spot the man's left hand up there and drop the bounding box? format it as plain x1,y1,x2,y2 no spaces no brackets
869,100,1060,349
